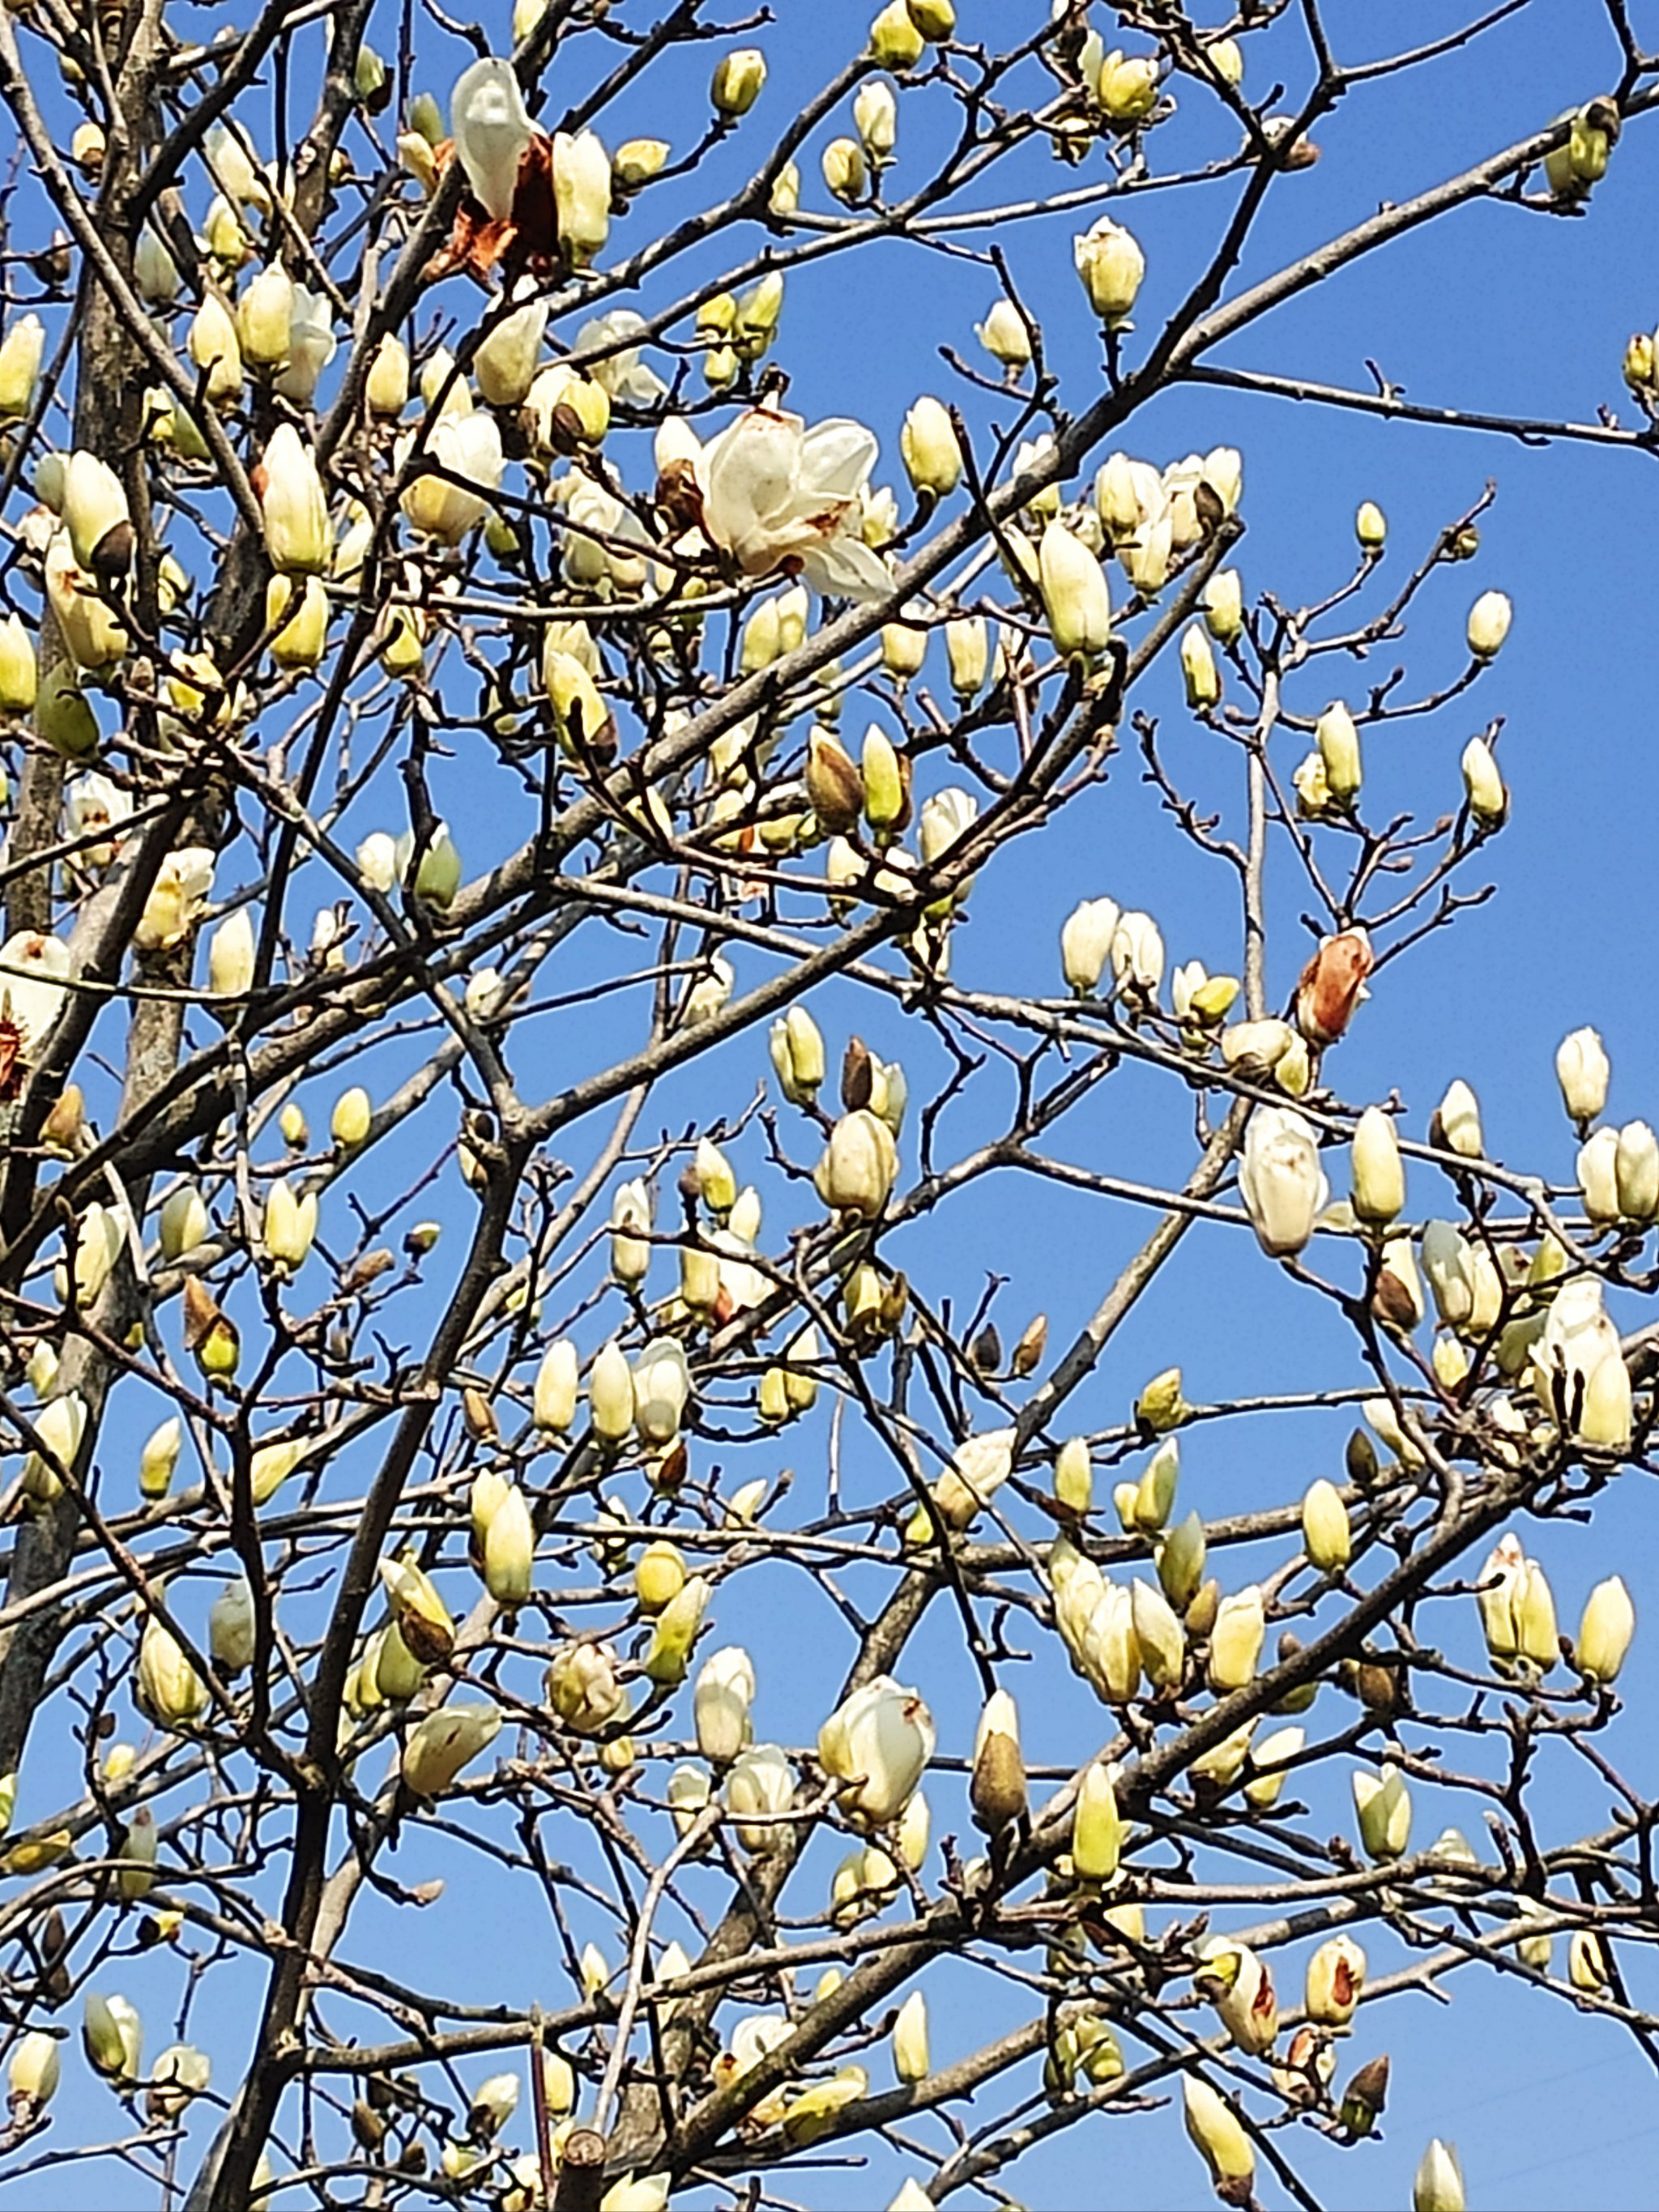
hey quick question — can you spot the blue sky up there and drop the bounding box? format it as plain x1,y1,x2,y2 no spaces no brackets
10,2,1659,2206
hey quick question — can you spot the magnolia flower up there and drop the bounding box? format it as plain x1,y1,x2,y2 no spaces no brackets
1073,216,1145,322
451,58,533,219
400,412,503,543
552,130,612,264
1182,2075,1253,2193
275,287,338,405
727,1743,795,1850
0,930,72,1049
701,405,892,598
818,1676,935,1826
134,848,215,952
975,298,1032,368
1577,1575,1636,1684
576,309,668,404
1533,1276,1631,1448
402,1701,502,1796
1239,1106,1328,1259
259,424,329,575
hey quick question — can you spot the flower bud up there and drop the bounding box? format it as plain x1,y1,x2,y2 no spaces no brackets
1182,2074,1254,2193
815,1109,898,1217
1038,521,1111,656
1098,49,1159,122
1570,1929,1610,1994
1202,568,1243,645
969,1689,1026,1834
1577,1575,1635,1684
1356,500,1387,547
1071,1760,1122,1881
552,130,611,266
209,1576,255,1674
869,0,923,66
1208,1585,1265,1692
642,1576,710,1686
1466,590,1511,658
139,1417,182,1499
117,1805,159,1900
821,135,867,203
1614,1118,1659,1221
1431,1079,1483,1160
1350,1105,1404,1225
589,1340,633,1443
188,292,244,407
1301,1477,1350,1573
1239,1105,1328,1259
710,49,766,116
83,1993,142,2082
1179,623,1221,708
892,1990,928,2083
900,397,961,501
1413,2140,1465,2212
401,1702,501,1796
0,315,44,420
62,452,132,579
22,1390,87,1504
769,1005,825,1104
137,1611,207,1731
1060,896,1120,995
1305,1933,1366,2026
1073,216,1145,323
1555,1025,1610,1124
483,1482,535,1605
1352,1761,1410,1861
1130,1578,1185,1689
611,1177,652,1283
1461,736,1506,824
7,2029,60,2112
262,1177,318,1273
1316,701,1362,803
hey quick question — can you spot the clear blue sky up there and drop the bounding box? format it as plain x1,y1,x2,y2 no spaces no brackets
11,2,1659,2206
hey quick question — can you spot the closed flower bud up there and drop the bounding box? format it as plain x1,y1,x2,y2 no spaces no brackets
975,298,1031,368
1352,1761,1411,1861
1413,2139,1465,2212
401,1702,501,1797
0,315,44,420
483,1482,535,1605
117,1805,159,1900
855,78,898,164
1071,1760,1122,1881
1239,1106,1328,1259
1301,1478,1350,1572
635,1541,686,1617
900,397,961,501
614,137,670,187
1208,1584,1265,1692
1555,1025,1610,1124
62,452,132,578
1243,1723,1303,1809
815,1109,898,1217
7,2029,60,2112
83,1993,142,2082
1576,1574,1634,1683
1316,701,1362,803
589,1340,634,1443
1350,1105,1405,1224
546,1641,623,1734
1461,736,1506,823
262,1177,318,1272
610,1177,652,1283
868,0,923,66
1098,49,1159,121
1202,568,1243,644
0,612,36,713
1182,2074,1254,2192
807,730,864,834
1180,623,1221,708
450,58,532,219
188,292,244,407
1466,589,1512,658
1038,521,1111,656
22,1390,87,1503
693,1644,754,1764
821,135,868,203
769,1004,825,1104
892,1990,929,2082
1073,216,1145,323
1431,1078,1484,1159
209,1576,255,1674
137,1610,207,1731
139,1417,182,1499
1616,1119,1659,1219
552,130,612,265
1053,1435,1092,1515
710,48,766,116
969,1689,1026,1834
1060,896,1120,995
1356,499,1387,546
1131,1578,1185,1689
379,1553,454,1664
1570,1929,1610,1994
642,1576,710,1685
1158,1510,1206,1610
476,294,548,407
238,266,295,369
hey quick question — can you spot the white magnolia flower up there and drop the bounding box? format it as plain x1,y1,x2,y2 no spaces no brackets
576,310,669,405
275,287,338,407
701,405,892,599
450,58,533,220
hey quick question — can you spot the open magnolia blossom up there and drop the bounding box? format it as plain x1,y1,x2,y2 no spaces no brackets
698,405,893,599
450,58,534,219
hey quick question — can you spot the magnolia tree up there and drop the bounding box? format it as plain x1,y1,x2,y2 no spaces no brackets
0,0,1654,2206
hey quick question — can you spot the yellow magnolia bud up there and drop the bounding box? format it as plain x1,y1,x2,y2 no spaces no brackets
1413,2139,1466,2212
710,48,766,116
7,2029,61,2111
815,1109,898,1217
1461,735,1506,823
1356,499,1387,547
1305,1933,1366,2027
1301,1477,1350,1572
1350,1104,1404,1224
1570,1928,1611,1994
892,1990,929,2082
0,612,36,713
533,1339,579,1432
1555,1025,1610,1124
1431,1078,1484,1160
1131,1578,1185,1689
1207,1585,1265,1692
1316,701,1363,803
1053,1435,1092,1515
83,1993,142,2082
642,1576,710,1685
868,0,923,67
209,1577,256,1674
379,1554,454,1664
1135,1366,1188,1434
139,1417,182,1501
117,1805,158,1900
0,315,45,420
482,1482,535,1605
1352,1761,1411,1861
900,397,962,501
1243,1723,1304,1809
137,1610,207,1731
1466,589,1512,658
188,292,244,407
1073,216,1145,322
635,1541,686,1616
262,1177,318,1273
330,1085,371,1149
1202,568,1243,645
1038,521,1111,657
821,136,867,205
401,1702,501,1797
1071,1761,1122,1881
769,1005,825,1105
1577,1575,1635,1684
1098,49,1159,123
1182,2074,1254,2192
